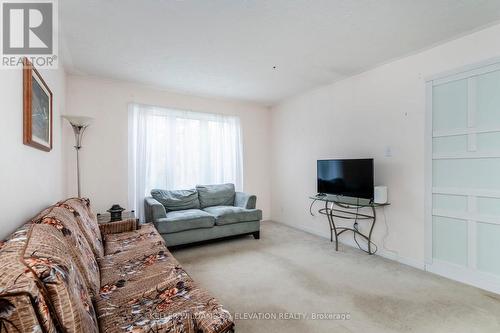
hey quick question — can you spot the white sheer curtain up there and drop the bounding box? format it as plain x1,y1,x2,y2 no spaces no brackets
128,103,243,221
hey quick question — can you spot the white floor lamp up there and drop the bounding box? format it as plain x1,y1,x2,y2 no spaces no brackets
62,115,93,198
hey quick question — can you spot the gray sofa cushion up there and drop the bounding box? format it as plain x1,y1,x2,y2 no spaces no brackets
151,189,200,212
163,221,260,247
155,209,215,234
196,183,235,208
203,206,262,226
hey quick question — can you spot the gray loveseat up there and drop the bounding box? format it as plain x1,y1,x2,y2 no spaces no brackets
144,183,262,247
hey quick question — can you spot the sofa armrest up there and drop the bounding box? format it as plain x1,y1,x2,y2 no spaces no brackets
99,218,138,235
234,192,257,209
144,197,167,222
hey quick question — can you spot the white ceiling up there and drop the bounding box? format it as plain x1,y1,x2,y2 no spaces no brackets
61,0,500,105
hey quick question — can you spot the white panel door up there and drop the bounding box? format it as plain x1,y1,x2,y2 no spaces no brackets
426,60,500,294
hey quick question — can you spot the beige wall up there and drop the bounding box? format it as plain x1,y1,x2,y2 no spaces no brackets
64,76,271,219
0,66,66,239
270,23,500,268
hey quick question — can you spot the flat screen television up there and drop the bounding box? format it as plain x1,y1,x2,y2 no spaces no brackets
317,159,374,200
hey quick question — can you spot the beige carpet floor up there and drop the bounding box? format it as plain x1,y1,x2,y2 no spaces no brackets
171,221,500,333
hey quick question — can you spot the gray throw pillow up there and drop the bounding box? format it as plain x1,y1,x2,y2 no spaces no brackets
151,189,200,212
196,183,235,208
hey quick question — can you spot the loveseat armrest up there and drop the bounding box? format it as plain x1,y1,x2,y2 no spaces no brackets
144,197,167,222
99,218,138,235
234,192,257,209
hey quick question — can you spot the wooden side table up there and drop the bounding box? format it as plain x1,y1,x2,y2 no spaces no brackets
97,211,139,230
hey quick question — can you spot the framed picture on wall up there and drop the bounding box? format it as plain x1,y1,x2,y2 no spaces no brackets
23,58,53,152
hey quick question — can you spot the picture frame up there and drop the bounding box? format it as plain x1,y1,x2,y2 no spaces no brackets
23,58,53,152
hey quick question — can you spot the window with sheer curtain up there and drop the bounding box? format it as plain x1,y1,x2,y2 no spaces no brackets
128,103,243,221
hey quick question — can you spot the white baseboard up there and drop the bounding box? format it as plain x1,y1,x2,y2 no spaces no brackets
377,248,426,270
426,260,500,294
272,221,500,294
278,221,425,270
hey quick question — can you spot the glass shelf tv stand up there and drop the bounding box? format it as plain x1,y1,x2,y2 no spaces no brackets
309,194,390,255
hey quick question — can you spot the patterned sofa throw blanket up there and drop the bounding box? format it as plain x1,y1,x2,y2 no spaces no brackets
0,224,59,333
151,189,200,212
57,197,104,258
0,223,99,333
34,206,101,299
196,183,235,208
23,224,99,333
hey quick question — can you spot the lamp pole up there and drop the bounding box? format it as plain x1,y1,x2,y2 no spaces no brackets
62,116,93,198
70,124,89,198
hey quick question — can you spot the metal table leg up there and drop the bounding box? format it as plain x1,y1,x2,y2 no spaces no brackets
321,202,378,254
325,201,338,250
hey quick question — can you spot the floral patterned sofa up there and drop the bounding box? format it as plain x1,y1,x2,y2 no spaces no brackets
0,198,234,333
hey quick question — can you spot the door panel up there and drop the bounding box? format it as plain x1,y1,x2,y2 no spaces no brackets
433,158,500,190
476,70,500,128
432,216,468,266
432,194,467,212
477,222,500,275
429,64,500,292
433,80,468,131
433,135,467,154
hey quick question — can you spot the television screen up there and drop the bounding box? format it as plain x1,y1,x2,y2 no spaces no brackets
317,159,374,199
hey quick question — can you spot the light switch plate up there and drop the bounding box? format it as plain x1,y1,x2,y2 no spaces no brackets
384,146,392,157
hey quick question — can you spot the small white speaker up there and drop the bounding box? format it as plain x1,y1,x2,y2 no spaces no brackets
374,186,388,204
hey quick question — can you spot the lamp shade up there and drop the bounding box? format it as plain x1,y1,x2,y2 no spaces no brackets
62,115,94,127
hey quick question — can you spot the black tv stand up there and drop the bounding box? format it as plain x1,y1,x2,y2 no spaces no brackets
309,194,389,255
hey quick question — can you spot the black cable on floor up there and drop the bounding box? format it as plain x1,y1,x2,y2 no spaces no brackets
353,206,378,255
